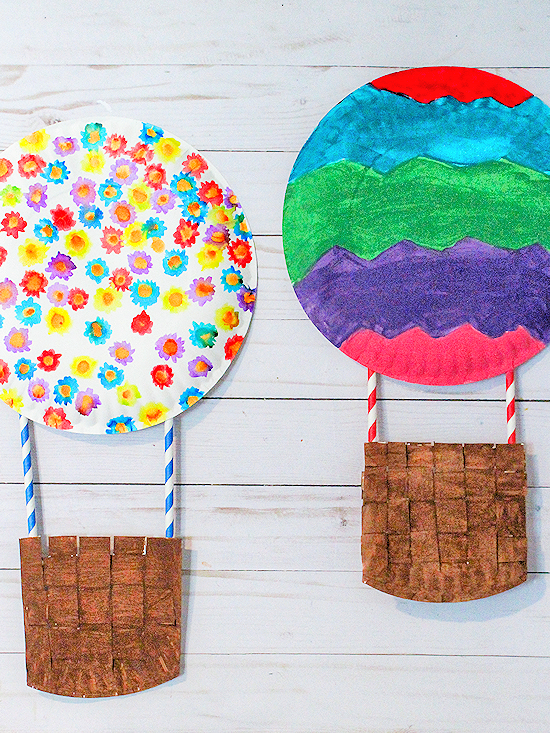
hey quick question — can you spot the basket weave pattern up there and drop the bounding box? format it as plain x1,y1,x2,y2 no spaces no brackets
20,535,182,697
362,442,527,602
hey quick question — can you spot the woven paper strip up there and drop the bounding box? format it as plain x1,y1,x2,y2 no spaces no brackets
20,535,182,697
361,442,527,602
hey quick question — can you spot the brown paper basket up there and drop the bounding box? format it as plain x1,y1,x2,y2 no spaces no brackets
20,534,182,697
361,442,527,602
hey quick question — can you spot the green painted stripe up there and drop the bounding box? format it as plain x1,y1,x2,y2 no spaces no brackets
283,157,550,284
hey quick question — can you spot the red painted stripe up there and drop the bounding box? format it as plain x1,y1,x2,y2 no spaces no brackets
370,67,532,107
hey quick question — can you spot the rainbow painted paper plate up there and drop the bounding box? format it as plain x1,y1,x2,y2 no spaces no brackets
0,118,256,432
283,67,550,385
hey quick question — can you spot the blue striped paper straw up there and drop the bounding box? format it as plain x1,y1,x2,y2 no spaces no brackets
20,414,37,537
164,417,175,538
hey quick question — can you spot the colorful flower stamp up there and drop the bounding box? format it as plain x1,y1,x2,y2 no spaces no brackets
0,119,256,432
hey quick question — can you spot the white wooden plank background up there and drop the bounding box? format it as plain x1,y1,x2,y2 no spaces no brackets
1,2,550,731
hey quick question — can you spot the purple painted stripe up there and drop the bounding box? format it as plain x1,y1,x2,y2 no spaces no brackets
294,239,550,345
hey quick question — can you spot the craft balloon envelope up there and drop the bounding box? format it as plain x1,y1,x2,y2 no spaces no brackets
0,118,256,695
283,66,546,602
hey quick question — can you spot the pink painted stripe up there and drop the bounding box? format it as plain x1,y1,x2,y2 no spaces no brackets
341,324,545,386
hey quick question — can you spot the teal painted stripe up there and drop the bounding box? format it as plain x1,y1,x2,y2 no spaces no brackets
289,87,550,181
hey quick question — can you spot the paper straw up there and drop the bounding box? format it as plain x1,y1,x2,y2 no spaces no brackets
367,368,377,442
506,370,516,444
164,418,175,538
20,414,37,537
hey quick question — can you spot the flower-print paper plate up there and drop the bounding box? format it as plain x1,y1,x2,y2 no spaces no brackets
0,118,256,432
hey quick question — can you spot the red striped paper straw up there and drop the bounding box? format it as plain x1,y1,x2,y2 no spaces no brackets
506,370,516,444
367,368,377,442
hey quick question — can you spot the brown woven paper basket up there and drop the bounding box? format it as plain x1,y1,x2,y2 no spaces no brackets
20,534,182,697
361,442,527,602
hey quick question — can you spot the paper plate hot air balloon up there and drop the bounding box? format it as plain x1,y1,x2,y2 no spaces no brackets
283,67,545,602
0,118,256,695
